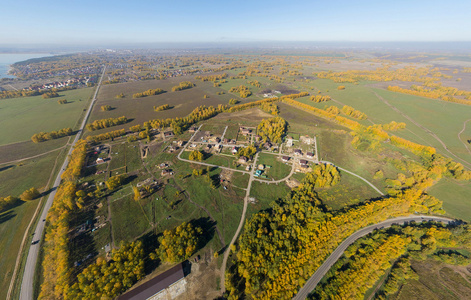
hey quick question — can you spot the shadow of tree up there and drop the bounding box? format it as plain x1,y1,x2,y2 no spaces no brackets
0,210,16,225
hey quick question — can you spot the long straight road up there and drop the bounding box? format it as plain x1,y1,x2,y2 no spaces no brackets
292,215,454,300
18,66,106,300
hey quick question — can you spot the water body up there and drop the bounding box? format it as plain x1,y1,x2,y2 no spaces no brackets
0,53,53,78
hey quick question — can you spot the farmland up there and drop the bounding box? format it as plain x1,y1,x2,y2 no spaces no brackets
0,88,93,145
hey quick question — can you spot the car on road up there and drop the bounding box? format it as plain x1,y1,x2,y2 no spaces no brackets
31,240,40,245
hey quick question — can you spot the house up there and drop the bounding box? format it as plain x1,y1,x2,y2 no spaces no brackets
254,170,263,177
241,128,252,136
161,169,172,176
223,138,230,144
258,164,265,170
189,126,198,133
232,147,238,154
168,146,177,152
300,159,308,165
282,156,290,162
307,152,315,158
294,149,302,156
118,264,185,300
176,140,185,147
209,136,220,143
246,165,251,171
255,135,261,142
163,131,174,138
238,156,248,164
263,142,272,150
205,144,212,151
96,158,105,164
286,136,294,147
158,163,168,169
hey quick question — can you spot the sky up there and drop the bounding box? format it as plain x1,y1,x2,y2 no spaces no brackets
1,0,470,46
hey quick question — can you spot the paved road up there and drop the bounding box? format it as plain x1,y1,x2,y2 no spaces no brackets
18,66,106,300
292,215,454,300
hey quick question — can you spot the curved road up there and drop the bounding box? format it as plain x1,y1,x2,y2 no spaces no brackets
18,66,106,300
292,215,454,300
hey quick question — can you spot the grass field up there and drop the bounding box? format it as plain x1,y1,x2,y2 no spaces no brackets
293,78,471,166
0,88,94,145
256,153,292,180
427,178,471,222
0,148,67,300
248,181,291,215
0,150,64,198
317,171,381,210
0,200,40,300
0,137,68,164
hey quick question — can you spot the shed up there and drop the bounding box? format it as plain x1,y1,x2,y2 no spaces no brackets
118,264,185,300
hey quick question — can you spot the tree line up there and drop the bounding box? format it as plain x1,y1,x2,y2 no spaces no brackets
86,116,128,131
171,81,194,92
311,95,331,102
153,104,170,112
195,73,227,82
39,140,88,299
342,105,368,120
31,127,73,143
132,88,165,98
0,187,41,213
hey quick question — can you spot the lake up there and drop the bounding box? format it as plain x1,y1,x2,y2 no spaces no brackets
0,53,53,78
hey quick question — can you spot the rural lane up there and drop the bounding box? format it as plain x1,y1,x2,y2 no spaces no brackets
292,215,454,300
220,152,259,294
18,66,106,300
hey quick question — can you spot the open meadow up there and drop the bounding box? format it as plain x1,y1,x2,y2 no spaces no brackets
0,88,94,145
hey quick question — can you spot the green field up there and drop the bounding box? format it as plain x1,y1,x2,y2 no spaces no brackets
428,178,471,222
0,149,66,300
256,153,292,180
0,200,40,300
317,171,382,210
0,88,93,145
0,150,65,198
293,78,471,166
248,181,291,215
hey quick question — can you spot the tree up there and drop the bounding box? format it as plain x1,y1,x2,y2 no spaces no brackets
132,186,141,201
20,187,40,201
257,117,287,143
106,175,125,190
156,222,202,262
189,150,204,162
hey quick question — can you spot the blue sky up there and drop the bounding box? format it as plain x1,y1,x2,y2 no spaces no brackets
1,0,470,45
